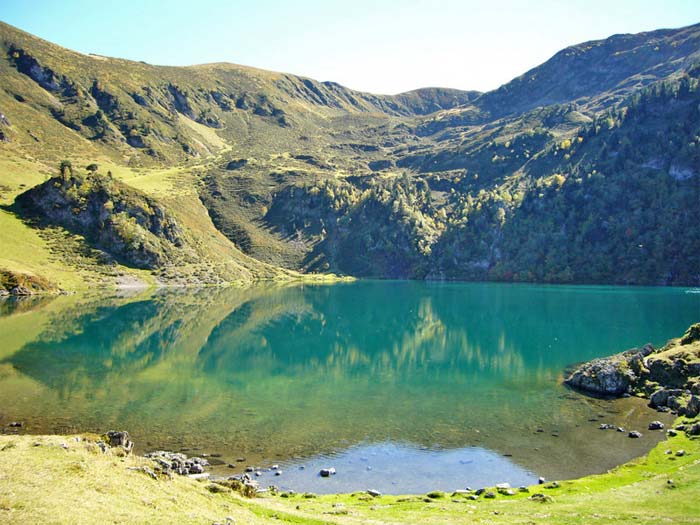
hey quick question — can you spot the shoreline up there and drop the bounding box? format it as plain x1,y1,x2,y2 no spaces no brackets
1,413,698,524
1,326,698,522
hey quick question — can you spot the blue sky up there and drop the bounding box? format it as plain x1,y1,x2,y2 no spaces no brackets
2,0,699,94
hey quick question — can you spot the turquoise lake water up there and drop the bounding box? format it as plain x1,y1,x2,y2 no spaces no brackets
0,281,698,493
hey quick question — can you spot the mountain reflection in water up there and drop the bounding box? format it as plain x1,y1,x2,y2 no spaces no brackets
1,281,697,491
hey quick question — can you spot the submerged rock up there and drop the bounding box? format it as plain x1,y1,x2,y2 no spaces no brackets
648,421,665,430
628,430,643,438
319,467,336,477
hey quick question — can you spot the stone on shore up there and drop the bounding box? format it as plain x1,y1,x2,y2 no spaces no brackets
564,355,636,395
106,431,134,453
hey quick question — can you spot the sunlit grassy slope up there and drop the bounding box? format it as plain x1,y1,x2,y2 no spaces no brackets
3,20,700,286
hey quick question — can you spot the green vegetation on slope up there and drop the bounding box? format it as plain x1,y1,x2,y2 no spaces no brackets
14,166,187,269
1,20,699,286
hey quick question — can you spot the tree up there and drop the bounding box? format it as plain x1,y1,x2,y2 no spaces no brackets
59,160,72,177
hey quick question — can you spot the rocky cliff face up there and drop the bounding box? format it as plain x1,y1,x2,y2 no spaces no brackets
15,171,185,269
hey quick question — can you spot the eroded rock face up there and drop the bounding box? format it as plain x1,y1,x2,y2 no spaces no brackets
15,172,185,269
565,356,636,395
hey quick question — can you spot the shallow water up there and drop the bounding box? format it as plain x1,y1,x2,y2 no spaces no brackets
0,281,697,493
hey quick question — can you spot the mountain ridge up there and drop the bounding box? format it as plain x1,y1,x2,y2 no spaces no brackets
0,19,698,290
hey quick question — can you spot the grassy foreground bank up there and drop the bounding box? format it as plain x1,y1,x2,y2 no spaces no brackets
0,424,699,524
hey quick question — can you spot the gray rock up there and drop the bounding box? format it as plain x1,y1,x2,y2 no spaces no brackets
106,430,133,453
675,450,686,457
649,389,670,408
648,421,665,430
667,429,678,437
538,476,546,484
319,468,336,477
565,356,635,396
484,491,496,499
668,396,683,411
367,489,381,497
688,423,700,436
640,343,655,356
628,430,643,438
680,395,700,418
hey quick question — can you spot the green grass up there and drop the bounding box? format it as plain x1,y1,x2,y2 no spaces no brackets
1,419,698,524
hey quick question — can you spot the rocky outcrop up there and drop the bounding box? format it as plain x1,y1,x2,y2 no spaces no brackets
144,450,210,476
14,171,186,269
0,268,58,295
564,343,654,396
565,324,700,416
564,356,635,396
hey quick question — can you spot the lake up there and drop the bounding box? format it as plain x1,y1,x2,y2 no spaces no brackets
0,281,698,494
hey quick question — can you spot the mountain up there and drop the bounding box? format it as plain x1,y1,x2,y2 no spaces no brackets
0,20,698,290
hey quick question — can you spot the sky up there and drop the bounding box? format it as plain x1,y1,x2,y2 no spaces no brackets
2,0,699,94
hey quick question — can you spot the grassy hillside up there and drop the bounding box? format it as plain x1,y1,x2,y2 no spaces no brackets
0,20,699,287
